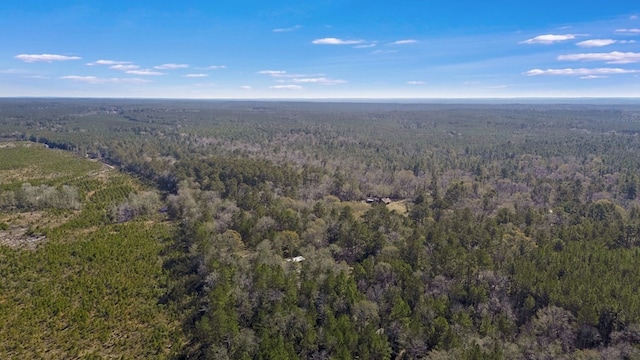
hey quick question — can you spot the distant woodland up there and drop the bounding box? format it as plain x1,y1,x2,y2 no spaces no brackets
2,99,640,359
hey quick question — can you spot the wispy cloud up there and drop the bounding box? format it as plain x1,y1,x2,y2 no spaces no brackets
392,39,418,45
270,85,303,90
185,73,208,78
241,85,252,90
371,50,397,55
86,60,131,66
60,75,150,84
291,77,346,85
558,51,640,64
580,75,607,79
125,69,164,75
273,25,302,32
312,37,364,45
15,54,81,63
258,70,288,76
406,81,425,85
153,63,189,70
258,70,322,78
524,68,639,76
354,43,376,49
110,64,140,71
201,65,226,70
576,39,617,47
520,34,576,44
615,28,640,34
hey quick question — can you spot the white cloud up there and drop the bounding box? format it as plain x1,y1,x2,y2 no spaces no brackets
354,43,376,49
125,69,164,75
241,85,252,90
312,37,364,45
524,67,639,76
576,39,634,48
202,65,226,70
292,77,346,85
520,34,576,44
61,75,98,82
393,39,418,45
153,63,189,70
371,50,397,54
270,85,303,90
273,25,302,32
258,70,287,76
576,39,617,47
580,75,607,79
110,64,140,71
15,54,81,63
185,73,208,78
615,28,640,34
86,60,131,66
60,75,150,84
558,51,640,64
406,81,425,85
258,70,323,79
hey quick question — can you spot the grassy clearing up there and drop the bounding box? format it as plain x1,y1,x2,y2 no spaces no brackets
331,198,410,217
387,200,409,215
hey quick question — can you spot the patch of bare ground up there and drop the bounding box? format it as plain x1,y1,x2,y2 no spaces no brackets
0,212,46,249
0,227,46,250
0,210,79,249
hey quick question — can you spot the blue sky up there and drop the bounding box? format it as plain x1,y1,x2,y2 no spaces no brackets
1,0,640,99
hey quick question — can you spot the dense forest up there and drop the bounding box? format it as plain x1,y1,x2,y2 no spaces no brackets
2,99,640,359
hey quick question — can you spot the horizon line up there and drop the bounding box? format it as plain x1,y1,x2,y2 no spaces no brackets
2,96,640,105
